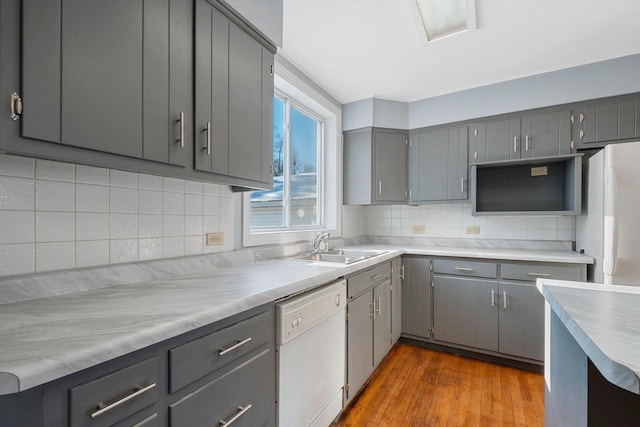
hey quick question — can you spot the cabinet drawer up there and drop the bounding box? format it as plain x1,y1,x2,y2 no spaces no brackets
501,263,583,282
169,308,273,393
69,358,158,427
347,262,391,299
433,259,497,279
170,349,274,427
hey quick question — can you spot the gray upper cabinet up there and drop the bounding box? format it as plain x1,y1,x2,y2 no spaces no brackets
576,100,638,144
22,0,191,166
409,126,467,204
343,128,408,205
195,2,274,186
479,112,571,163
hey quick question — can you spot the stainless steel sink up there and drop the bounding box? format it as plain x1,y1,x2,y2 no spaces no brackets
289,249,387,264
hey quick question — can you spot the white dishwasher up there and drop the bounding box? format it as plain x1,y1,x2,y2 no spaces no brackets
277,279,347,427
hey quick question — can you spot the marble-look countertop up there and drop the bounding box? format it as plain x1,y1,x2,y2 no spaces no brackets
537,279,640,394
0,243,592,395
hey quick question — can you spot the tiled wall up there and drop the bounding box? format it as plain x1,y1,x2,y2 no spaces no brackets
365,203,575,241
0,155,235,276
342,205,368,238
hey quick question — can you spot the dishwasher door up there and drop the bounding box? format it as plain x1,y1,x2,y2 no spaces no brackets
277,280,346,427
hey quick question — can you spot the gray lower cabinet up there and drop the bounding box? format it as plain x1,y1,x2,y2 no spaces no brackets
498,281,544,361
343,128,408,205
0,304,275,427
400,256,431,339
391,258,402,343
409,126,468,203
21,0,191,165
433,275,499,352
346,262,393,401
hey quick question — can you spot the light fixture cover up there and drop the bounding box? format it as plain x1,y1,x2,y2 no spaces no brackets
407,0,476,45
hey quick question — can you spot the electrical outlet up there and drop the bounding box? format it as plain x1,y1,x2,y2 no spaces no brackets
466,226,480,235
206,232,224,246
412,225,426,235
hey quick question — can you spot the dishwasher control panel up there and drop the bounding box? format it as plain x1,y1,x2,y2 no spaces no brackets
276,280,346,345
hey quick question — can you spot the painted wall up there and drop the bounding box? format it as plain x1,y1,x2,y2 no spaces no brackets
223,0,283,46
343,53,640,131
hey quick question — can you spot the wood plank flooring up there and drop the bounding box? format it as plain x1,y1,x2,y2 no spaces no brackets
333,343,544,427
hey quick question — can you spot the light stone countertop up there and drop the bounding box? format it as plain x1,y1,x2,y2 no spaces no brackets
537,279,640,394
0,243,592,395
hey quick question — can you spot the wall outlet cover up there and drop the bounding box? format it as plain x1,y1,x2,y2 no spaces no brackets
466,226,480,234
412,225,426,234
206,232,224,246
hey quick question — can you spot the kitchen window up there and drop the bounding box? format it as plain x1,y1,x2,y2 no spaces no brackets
249,93,324,231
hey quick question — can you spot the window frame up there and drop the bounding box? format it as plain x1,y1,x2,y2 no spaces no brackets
241,69,340,248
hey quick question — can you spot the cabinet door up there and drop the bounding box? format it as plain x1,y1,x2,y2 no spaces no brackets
261,49,275,184
391,258,402,343
228,23,264,181
194,1,229,173
447,127,468,200
636,99,640,137
23,0,187,163
169,348,274,427
485,119,512,162
375,130,407,203
410,129,448,202
468,123,486,163
346,292,373,401
373,281,392,367
401,257,431,338
433,276,499,352
618,100,636,140
526,112,564,157
498,281,544,361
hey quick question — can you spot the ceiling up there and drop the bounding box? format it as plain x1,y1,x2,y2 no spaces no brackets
279,0,640,104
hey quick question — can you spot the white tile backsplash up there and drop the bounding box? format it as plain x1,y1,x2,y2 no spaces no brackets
0,154,237,277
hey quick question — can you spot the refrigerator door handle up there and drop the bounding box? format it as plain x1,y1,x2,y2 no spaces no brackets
603,166,618,284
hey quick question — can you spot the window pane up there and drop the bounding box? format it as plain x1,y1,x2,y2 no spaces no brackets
289,106,320,227
250,97,285,230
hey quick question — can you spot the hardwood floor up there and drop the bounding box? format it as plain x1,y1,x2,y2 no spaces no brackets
333,343,545,427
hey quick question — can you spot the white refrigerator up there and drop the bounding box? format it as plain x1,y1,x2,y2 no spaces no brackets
576,141,640,285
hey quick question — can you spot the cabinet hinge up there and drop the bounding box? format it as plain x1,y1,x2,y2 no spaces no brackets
570,114,574,124
429,263,433,272
570,140,576,151
409,138,413,146
408,190,412,199
429,327,435,336
579,113,584,123
579,129,585,139
405,139,408,146
270,63,274,75
405,190,408,198
345,312,349,321
474,128,478,137
345,384,349,394
474,151,478,160
431,280,434,288
10,92,22,121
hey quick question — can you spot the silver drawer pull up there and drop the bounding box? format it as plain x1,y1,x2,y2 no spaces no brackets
454,267,474,272
90,383,156,419
219,404,253,426
527,272,551,277
219,337,252,356
371,274,382,280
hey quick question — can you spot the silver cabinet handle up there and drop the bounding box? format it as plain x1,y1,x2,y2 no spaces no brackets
378,180,382,195
454,267,473,272
525,135,530,151
219,404,252,426
204,122,211,155
176,112,185,148
90,383,156,419
371,274,382,280
219,337,252,356
513,136,518,152
491,289,495,307
461,178,465,193
503,291,508,309
527,272,551,277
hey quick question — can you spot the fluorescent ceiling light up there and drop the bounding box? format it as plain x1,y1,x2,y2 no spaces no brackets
406,0,476,45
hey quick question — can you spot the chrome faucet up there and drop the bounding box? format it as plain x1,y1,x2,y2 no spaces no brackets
312,231,330,253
